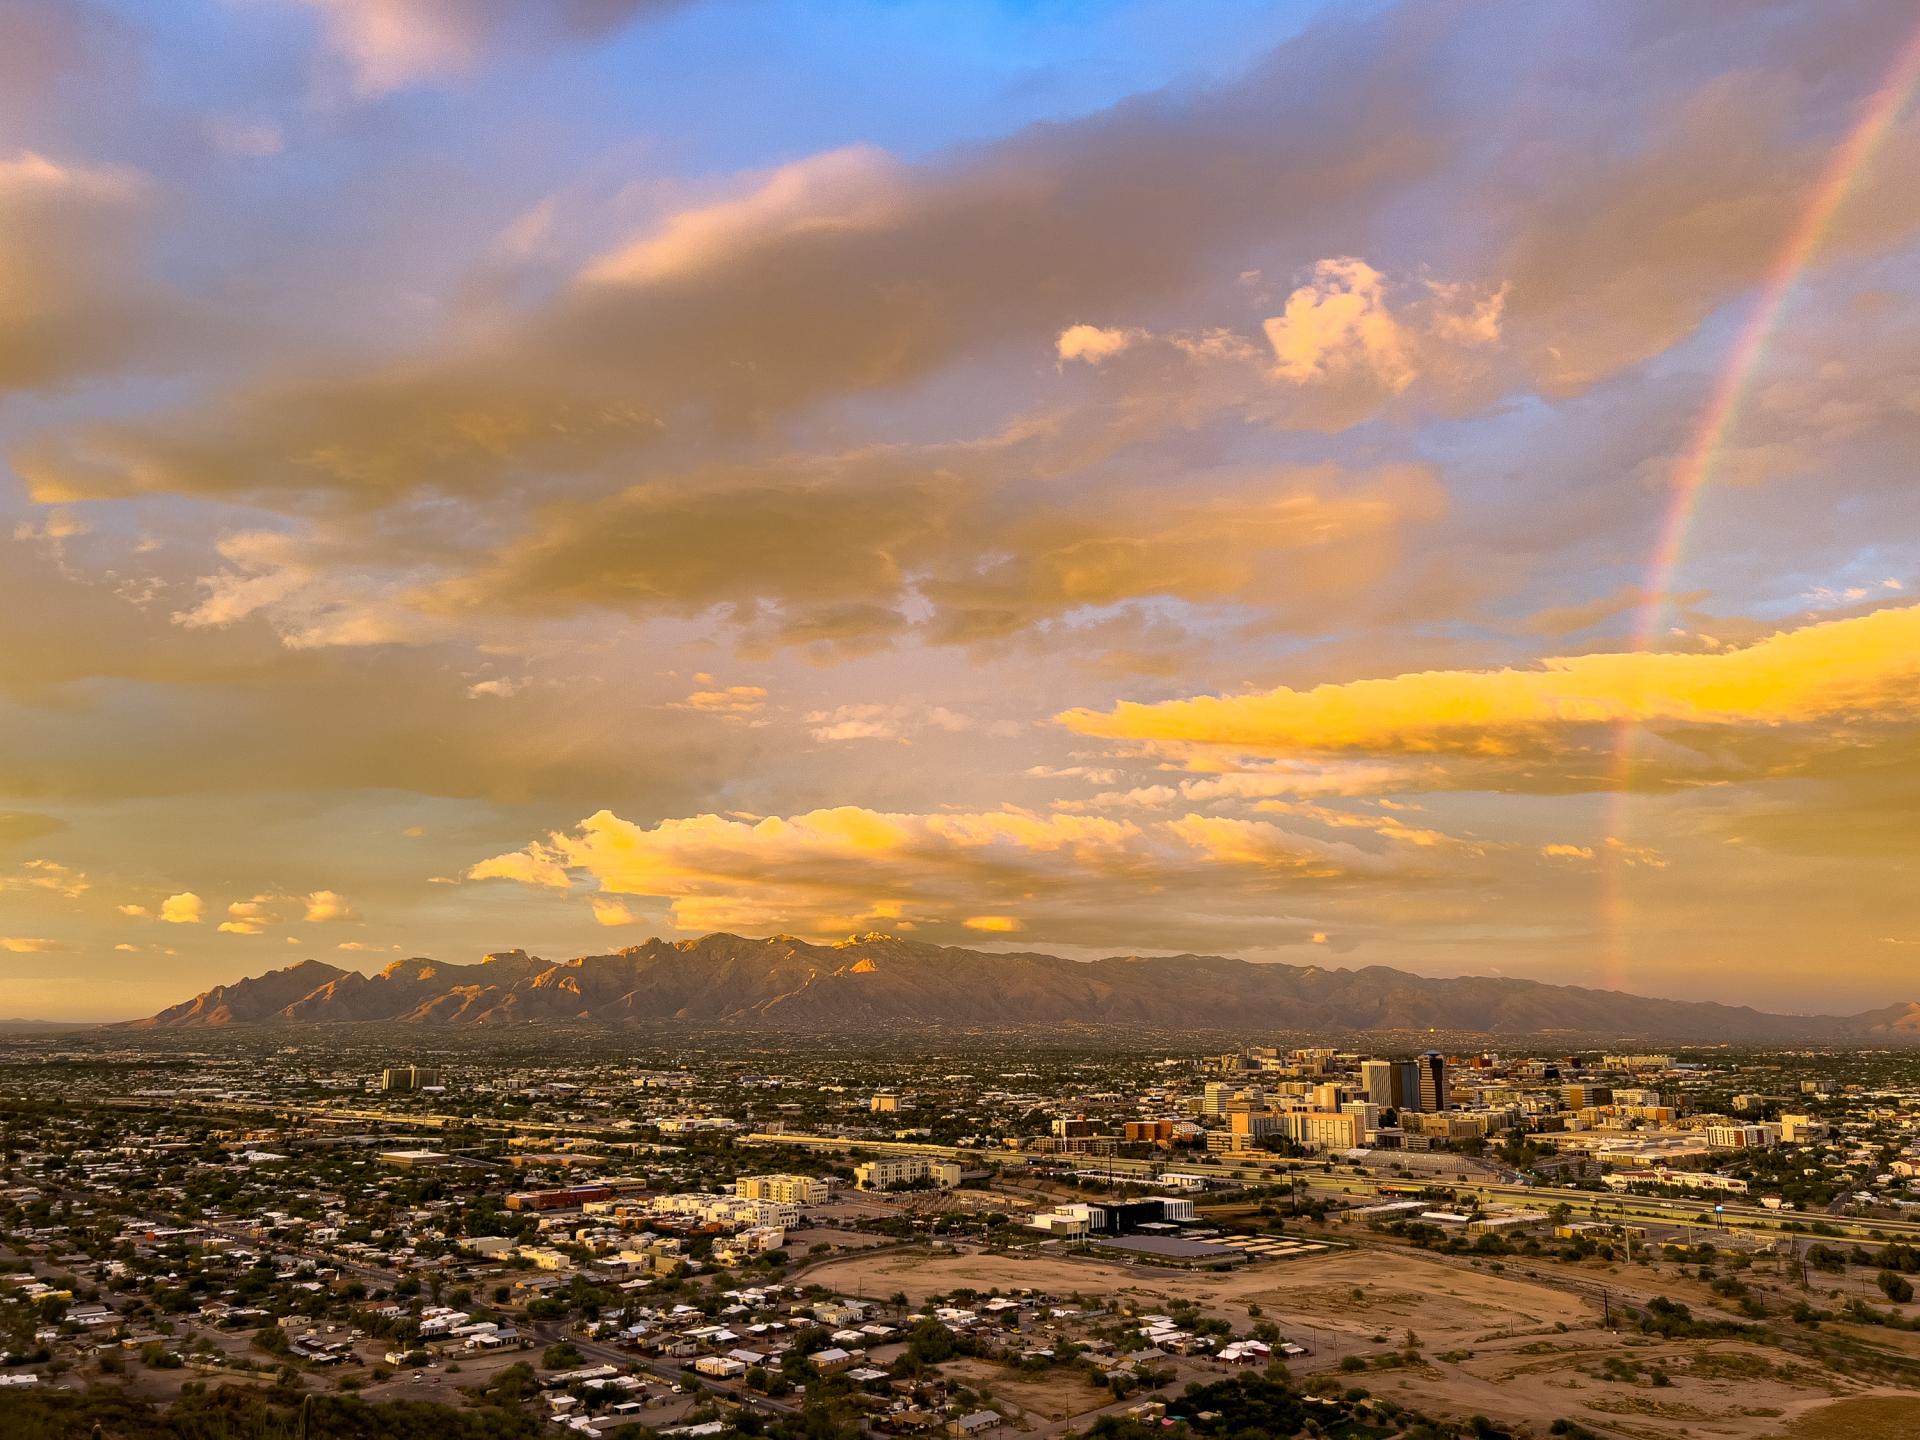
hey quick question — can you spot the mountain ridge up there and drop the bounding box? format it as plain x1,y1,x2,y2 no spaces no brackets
120,933,1920,1041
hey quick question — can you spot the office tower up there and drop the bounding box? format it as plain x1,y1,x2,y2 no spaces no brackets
1417,1051,1449,1112
1391,1060,1420,1110
1361,1059,1394,1108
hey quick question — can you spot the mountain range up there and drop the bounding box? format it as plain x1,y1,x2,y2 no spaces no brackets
121,933,1920,1041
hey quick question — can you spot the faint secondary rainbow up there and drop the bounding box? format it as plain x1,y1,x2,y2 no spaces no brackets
1601,28,1920,986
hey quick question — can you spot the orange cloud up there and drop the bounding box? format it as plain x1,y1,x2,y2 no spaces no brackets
1056,324,1139,365
159,891,203,924
1264,258,1415,390
1061,603,1920,764
469,804,1383,948
963,914,1024,933
0,859,89,898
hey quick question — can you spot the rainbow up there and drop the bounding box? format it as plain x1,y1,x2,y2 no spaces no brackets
1601,29,1920,987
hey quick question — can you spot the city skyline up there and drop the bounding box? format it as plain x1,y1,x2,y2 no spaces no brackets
5,0,1920,1019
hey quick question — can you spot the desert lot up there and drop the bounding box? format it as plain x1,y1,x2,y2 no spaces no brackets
805,1244,1586,1346
803,1244,1920,1440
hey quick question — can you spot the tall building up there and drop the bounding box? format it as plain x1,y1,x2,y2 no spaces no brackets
1416,1051,1449,1112
1202,1082,1265,1117
379,1065,439,1092
1360,1059,1395,1108
1390,1060,1421,1110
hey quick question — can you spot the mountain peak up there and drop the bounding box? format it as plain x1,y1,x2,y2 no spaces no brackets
117,933,1919,1040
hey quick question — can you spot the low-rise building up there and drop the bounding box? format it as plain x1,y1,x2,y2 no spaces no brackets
853,1154,961,1190
734,1174,829,1206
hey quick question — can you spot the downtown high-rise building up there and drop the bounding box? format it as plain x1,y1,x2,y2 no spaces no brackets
1361,1059,1395,1108
1360,1054,1447,1112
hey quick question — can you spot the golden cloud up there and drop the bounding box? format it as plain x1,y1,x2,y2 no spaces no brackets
1060,604,1920,776
303,888,356,922
159,891,203,925
0,859,89,898
468,803,1398,948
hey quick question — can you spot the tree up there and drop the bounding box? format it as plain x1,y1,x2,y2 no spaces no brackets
1877,1269,1914,1304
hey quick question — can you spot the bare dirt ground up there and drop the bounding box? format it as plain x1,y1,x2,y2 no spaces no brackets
1355,1337,1868,1440
804,1244,1584,1345
802,1243,1919,1440
784,1225,896,1251
1773,1394,1918,1439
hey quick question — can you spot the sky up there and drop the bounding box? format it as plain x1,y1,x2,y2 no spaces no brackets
2,0,1919,1021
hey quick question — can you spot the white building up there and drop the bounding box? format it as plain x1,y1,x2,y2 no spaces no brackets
853,1155,961,1190
734,1174,829,1206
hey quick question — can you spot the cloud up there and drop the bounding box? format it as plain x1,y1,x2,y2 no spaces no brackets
16,13,1452,510
303,888,356,922
1061,602,1920,788
681,685,768,715
1603,835,1667,870
1541,843,1595,861
1264,258,1415,391
468,803,1399,948
963,915,1024,933
0,859,89,898
12,507,90,549
1497,60,1920,394
212,888,356,934
1161,815,1380,877
468,848,574,890
589,894,641,926
920,464,1440,647
809,712,897,743
159,892,203,924
172,529,438,650
0,937,56,954
219,896,278,935
413,446,1437,655
0,150,170,391
290,0,687,97
1056,324,1139,365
